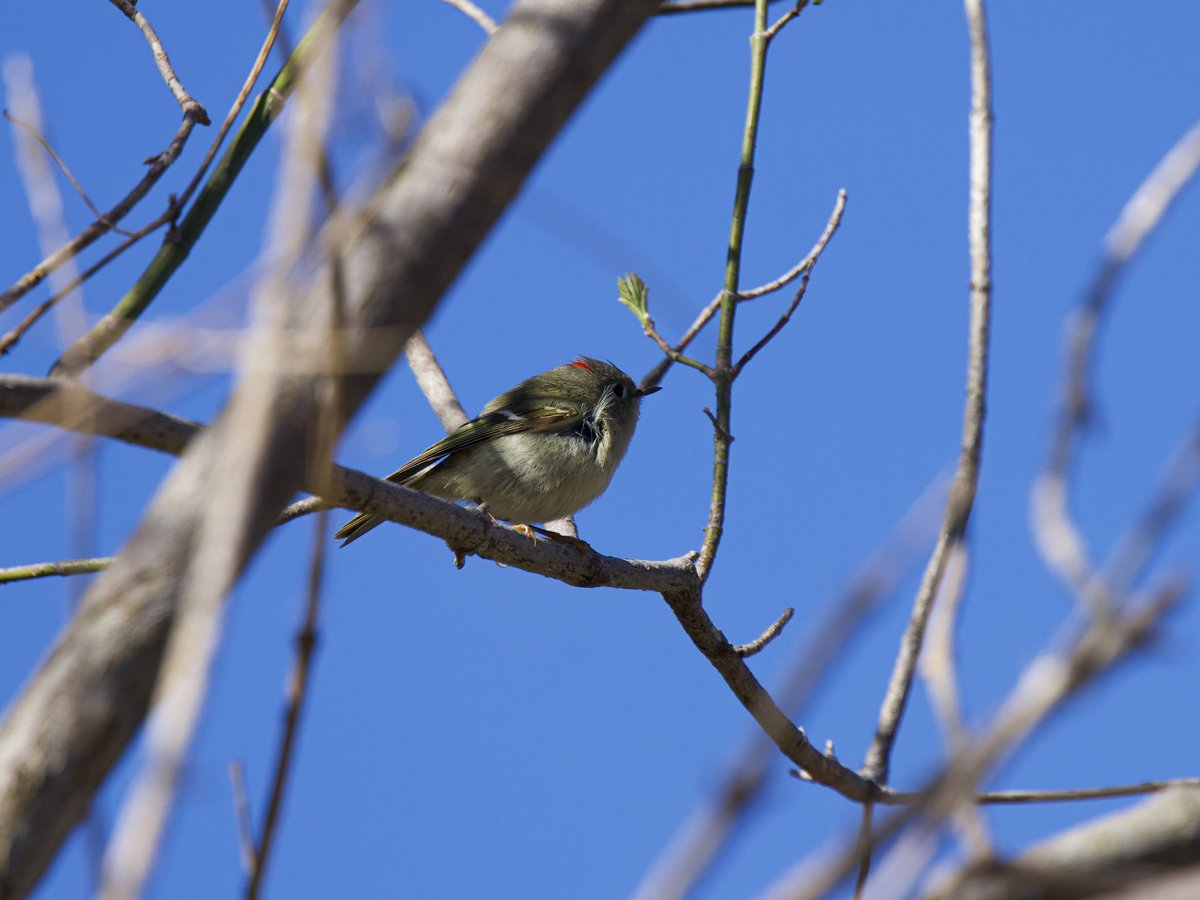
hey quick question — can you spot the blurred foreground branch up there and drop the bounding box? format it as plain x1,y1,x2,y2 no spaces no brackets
929,787,1200,900
0,2,660,894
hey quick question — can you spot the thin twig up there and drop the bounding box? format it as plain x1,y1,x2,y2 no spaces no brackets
763,0,806,41
404,330,469,430
785,774,1200,807
1032,118,1200,612
701,406,732,442
51,0,357,376
246,514,328,899
657,0,779,13
639,293,723,390
0,114,197,313
172,0,289,216
777,579,1184,900
439,0,498,34
11,0,293,354
5,52,102,597
0,0,208,312
3,56,88,348
688,0,809,579
971,779,1200,805
736,191,845,301
734,607,793,657
0,233,140,356
0,557,113,585
227,762,256,875
1103,421,1200,599
1,111,133,235
732,188,846,377
860,0,993,787
1029,416,1200,643
851,802,874,900
643,317,715,377
920,540,993,858
695,0,771,585
245,39,340,895
106,0,210,123
917,541,972,741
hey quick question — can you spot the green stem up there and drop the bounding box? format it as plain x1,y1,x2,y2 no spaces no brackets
696,0,770,583
0,557,113,585
50,1,357,377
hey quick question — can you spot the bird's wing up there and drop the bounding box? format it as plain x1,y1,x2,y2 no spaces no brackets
383,403,579,484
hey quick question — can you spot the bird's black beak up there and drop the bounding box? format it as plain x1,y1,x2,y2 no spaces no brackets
636,385,663,398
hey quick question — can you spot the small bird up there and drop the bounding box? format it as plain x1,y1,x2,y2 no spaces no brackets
335,357,660,546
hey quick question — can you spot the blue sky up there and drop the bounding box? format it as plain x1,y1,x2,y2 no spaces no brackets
2,2,1199,898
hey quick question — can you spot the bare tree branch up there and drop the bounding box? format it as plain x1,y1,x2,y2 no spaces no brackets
0,375,200,454
928,787,1200,900
0,558,113,585
635,181,843,391
1103,421,1200,598
246,43,339,896
105,0,210,125
861,0,994,786
227,762,256,875
972,780,1200,805
920,542,993,858
661,587,883,804
246,511,330,900
0,10,207,316
404,330,469,431
694,0,809,584
50,0,341,377
97,26,338,897
638,292,723,390
731,188,846,377
0,115,196,314
3,56,88,347
657,0,784,13
440,0,499,34
733,607,794,657
1032,119,1200,614
0,110,132,235
777,579,1183,899
633,476,948,900
735,190,845,301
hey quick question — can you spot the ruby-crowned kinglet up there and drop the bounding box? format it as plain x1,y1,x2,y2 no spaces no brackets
335,357,660,546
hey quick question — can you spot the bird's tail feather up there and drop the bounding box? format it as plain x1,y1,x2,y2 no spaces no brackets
334,512,383,547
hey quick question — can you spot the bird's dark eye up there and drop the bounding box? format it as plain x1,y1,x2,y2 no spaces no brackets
612,382,627,398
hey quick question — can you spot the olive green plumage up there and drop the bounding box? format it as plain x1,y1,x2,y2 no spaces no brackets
335,358,659,546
